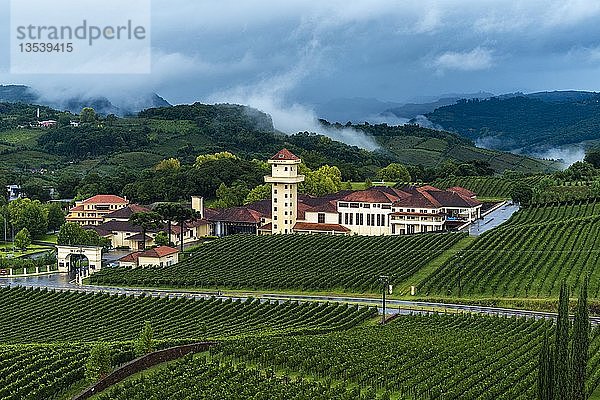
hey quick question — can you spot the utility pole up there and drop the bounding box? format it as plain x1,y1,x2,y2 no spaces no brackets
378,275,390,324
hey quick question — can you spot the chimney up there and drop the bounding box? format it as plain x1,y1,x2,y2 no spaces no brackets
191,196,204,218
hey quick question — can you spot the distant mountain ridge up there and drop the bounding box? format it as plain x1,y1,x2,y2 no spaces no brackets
0,84,171,116
425,91,600,153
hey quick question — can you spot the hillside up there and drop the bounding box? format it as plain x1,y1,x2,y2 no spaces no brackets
88,233,468,292
335,122,562,173
422,199,600,299
425,92,600,152
0,84,170,116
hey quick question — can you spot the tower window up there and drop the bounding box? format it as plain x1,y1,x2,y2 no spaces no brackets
284,167,288,171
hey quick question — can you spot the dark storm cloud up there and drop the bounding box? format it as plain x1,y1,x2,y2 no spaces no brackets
1,0,600,137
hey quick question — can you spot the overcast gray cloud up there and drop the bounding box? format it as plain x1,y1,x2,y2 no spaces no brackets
1,0,600,129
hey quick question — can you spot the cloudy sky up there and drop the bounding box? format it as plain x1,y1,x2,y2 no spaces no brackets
1,0,600,128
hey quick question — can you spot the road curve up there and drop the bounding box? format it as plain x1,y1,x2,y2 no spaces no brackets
2,274,598,325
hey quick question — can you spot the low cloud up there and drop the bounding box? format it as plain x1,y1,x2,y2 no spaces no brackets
531,145,585,167
433,47,494,72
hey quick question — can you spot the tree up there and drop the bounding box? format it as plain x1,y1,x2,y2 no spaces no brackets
300,165,343,197
172,205,200,254
376,163,411,182
364,178,373,190
134,321,155,356
564,161,597,181
129,212,163,250
14,228,31,251
537,329,554,400
555,281,570,400
46,203,65,232
155,158,181,172
584,149,600,168
194,151,238,167
244,184,271,205
534,177,556,195
8,198,48,239
570,277,590,400
80,107,97,123
511,182,534,205
57,222,110,247
214,182,249,208
85,342,113,381
154,231,169,246
153,203,180,246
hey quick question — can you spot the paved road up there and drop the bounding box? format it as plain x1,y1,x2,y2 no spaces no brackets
465,202,520,236
2,274,598,325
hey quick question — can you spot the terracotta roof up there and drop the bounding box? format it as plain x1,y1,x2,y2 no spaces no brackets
139,246,179,258
293,222,350,233
341,187,409,204
119,252,141,263
258,222,272,231
103,204,150,220
447,186,477,198
81,195,128,204
205,207,263,224
393,187,442,208
426,190,482,208
69,205,84,212
246,199,272,218
419,185,442,192
82,225,111,237
270,148,300,161
306,200,337,213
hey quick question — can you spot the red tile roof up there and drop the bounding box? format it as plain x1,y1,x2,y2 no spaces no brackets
270,148,300,161
342,187,409,204
293,222,350,233
139,246,179,258
447,186,477,198
69,205,84,212
425,190,482,208
103,204,150,220
258,222,272,231
205,207,263,224
119,252,141,263
82,195,128,204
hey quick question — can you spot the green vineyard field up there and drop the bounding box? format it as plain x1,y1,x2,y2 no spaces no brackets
89,233,467,292
101,314,600,400
423,200,600,298
96,355,376,400
0,342,135,400
0,287,375,344
433,176,599,203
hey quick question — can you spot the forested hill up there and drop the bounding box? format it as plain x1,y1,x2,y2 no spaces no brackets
425,92,600,152
321,121,561,174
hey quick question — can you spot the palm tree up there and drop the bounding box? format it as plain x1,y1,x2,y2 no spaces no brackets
129,211,163,250
153,203,179,246
172,205,201,254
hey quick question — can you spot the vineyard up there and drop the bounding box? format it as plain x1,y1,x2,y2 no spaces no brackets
100,314,600,400
432,175,600,203
0,287,376,344
432,176,543,198
96,355,379,400
0,342,136,400
423,199,600,298
89,233,467,292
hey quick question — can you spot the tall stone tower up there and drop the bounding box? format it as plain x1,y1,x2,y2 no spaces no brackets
264,149,304,234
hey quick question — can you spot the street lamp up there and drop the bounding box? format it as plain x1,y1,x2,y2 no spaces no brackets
378,275,390,325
